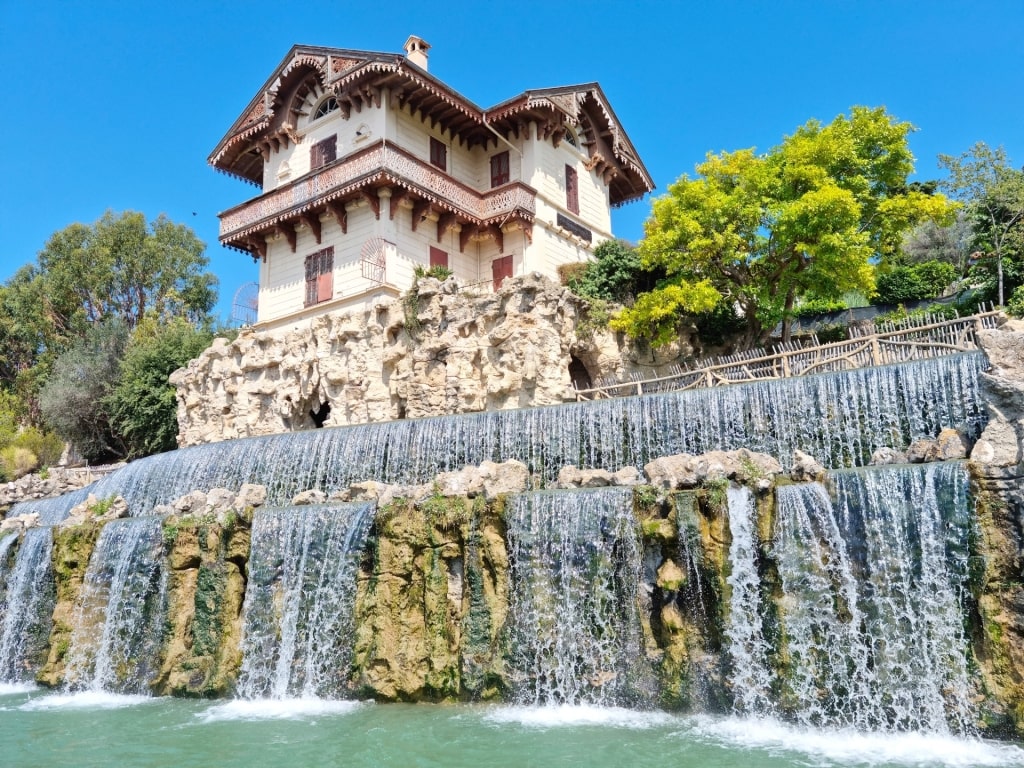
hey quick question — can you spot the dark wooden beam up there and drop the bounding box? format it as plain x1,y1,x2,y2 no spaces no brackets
325,200,347,234
389,189,410,220
360,190,380,219
411,199,432,233
459,224,478,253
437,212,458,243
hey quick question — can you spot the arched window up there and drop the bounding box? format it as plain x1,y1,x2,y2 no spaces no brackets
313,96,339,120
564,128,578,148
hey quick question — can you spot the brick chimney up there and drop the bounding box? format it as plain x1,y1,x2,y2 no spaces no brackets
403,35,430,71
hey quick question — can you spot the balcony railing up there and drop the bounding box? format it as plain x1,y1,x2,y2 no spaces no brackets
220,140,536,241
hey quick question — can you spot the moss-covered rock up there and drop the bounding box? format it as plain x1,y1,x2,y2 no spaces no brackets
152,512,250,697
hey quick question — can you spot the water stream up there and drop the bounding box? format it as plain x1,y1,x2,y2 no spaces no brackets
504,488,645,707
236,502,375,699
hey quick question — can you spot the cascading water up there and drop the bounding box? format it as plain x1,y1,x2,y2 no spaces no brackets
84,353,985,515
5,485,96,525
723,485,774,715
0,528,56,682
504,488,645,707
769,462,976,733
62,517,166,693
236,502,374,699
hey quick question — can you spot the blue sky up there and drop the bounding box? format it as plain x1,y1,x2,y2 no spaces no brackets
1,1,1021,322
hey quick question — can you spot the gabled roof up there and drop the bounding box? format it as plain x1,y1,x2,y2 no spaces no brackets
210,44,654,204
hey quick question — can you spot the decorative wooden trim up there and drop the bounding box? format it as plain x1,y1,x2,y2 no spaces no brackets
411,199,432,232
459,225,478,253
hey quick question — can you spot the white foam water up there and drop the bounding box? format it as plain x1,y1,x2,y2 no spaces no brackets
20,691,154,710
197,698,365,722
484,704,676,729
686,715,1024,767
0,682,37,696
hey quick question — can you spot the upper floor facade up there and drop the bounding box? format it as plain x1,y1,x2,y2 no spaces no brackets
210,37,653,329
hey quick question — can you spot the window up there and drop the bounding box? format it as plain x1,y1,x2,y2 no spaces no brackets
564,129,578,148
430,137,447,170
565,165,579,215
310,135,337,170
429,246,448,269
492,254,513,290
313,97,339,120
490,151,510,187
304,246,334,306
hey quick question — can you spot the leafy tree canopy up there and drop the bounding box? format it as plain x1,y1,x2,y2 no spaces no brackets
939,142,1024,305
620,107,955,346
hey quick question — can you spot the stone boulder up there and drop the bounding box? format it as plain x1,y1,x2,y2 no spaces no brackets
790,450,825,482
870,447,908,465
291,489,327,506
927,428,971,461
972,317,1024,467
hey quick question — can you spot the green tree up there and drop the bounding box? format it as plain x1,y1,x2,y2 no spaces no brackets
106,318,215,458
900,211,973,273
38,319,129,462
36,210,218,333
939,143,1024,305
566,239,661,304
624,107,955,346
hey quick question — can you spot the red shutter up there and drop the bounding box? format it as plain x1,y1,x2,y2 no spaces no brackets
317,270,333,303
429,246,448,268
492,255,513,290
566,165,579,215
491,151,510,187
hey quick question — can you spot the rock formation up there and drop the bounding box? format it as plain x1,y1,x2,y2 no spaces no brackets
170,274,696,446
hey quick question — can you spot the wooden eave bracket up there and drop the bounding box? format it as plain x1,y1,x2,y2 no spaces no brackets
437,213,459,243
299,213,322,244
275,222,297,252
411,199,433,232
360,190,381,220
326,201,347,233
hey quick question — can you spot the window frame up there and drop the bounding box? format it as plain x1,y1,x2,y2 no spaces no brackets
304,246,335,307
565,164,579,215
429,137,447,171
490,151,510,188
310,135,338,170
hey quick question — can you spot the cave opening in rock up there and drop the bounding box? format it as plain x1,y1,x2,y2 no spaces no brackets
568,355,593,392
309,401,331,428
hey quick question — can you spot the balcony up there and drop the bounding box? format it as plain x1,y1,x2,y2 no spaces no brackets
219,140,536,247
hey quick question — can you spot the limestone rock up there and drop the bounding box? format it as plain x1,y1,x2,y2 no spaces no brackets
478,460,530,499
927,428,971,461
644,454,698,489
972,318,1024,467
0,512,40,531
656,559,686,591
790,450,825,482
171,275,698,447
291,489,327,506
612,466,641,486
870,447,908,465
907,439,935,463
556,465,614,488
233,483,267,511
63,493,129,527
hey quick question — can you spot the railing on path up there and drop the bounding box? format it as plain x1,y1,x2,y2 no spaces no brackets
573,308,1002,401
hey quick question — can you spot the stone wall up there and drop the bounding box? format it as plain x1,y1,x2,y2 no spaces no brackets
171,274,695,446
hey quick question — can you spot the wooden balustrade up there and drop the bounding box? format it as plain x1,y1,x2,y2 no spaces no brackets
574,309,1002,401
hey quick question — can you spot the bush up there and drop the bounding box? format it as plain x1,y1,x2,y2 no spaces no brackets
0,446,38,480
39,319,129,462
566,240,659,304
10,427,64,467
106,318,214,459
1007,285,1024,318
874,260,957,305
794,298,848,319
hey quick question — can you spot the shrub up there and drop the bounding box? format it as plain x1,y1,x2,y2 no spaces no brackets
1007,285,1024,318
0,446,38,479
11,427,64,467
875,260,957,305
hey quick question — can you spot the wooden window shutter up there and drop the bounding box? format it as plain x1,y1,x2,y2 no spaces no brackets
565,165,579,215
304,254,318,307
317,247,334,303
311,135,337,170
429,246,448,269
430,137,447,170
492,254,513,290
490,151,510,188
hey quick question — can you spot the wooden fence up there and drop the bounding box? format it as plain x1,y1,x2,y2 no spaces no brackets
574,309,1002,401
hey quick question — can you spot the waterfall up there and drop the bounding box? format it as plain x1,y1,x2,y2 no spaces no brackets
0,528,56,682
771,463,975,733
504,488,644,707
5,485,96,525
723,485,774,715
236,502,374,699
62,518,166,693
83,353,985,515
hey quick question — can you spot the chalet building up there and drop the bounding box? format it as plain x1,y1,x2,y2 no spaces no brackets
211,36,653,329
